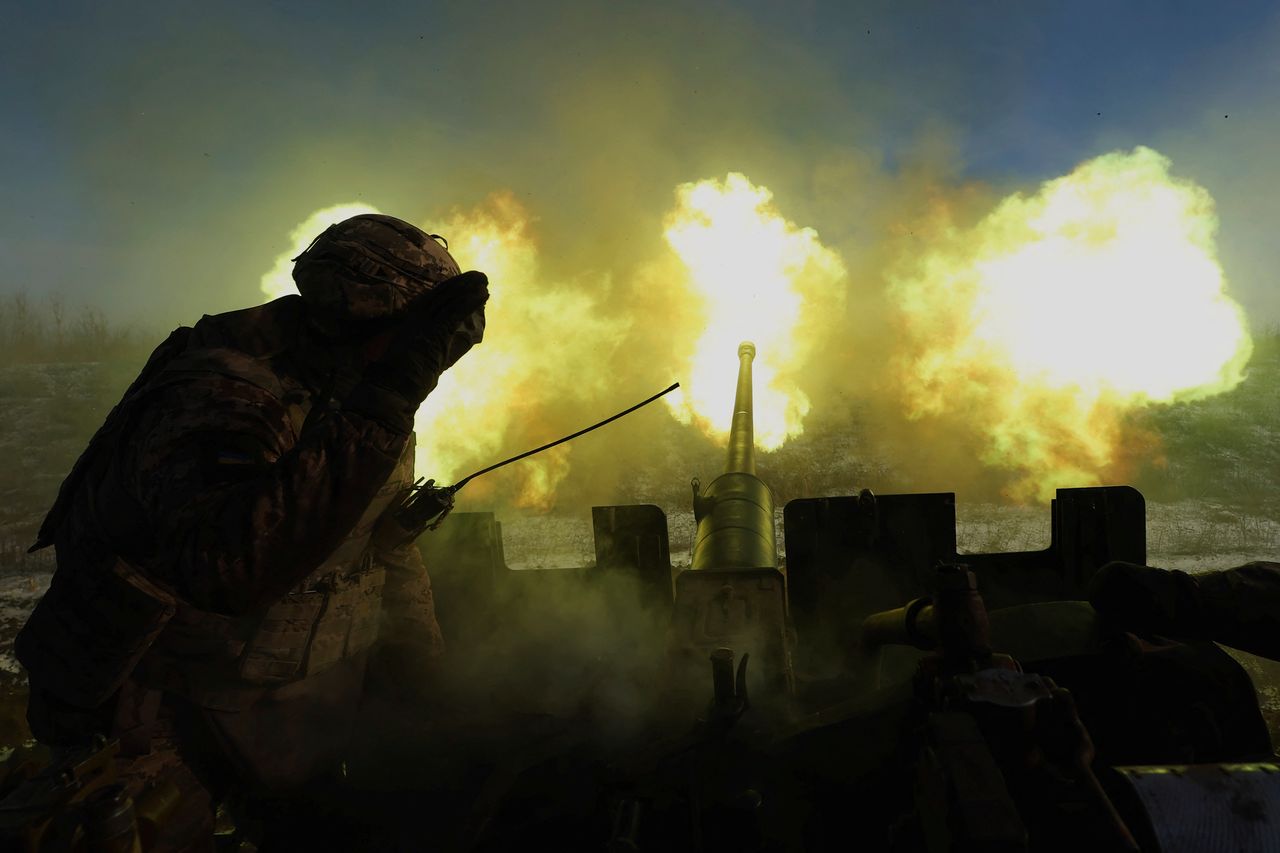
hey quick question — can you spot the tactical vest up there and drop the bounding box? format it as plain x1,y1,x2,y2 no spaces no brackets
140,445,415,712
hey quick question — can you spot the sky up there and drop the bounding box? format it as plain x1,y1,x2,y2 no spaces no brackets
3,0,1278,329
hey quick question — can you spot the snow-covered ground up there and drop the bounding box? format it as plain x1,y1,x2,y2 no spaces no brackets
499,498,1280,572
3,498,1275,685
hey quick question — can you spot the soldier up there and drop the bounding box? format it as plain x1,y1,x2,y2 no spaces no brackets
14,214,489,849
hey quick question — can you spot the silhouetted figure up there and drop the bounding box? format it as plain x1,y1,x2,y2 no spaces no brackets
16,214,488,850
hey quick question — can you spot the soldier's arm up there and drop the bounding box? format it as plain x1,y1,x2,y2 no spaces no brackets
127,275,488,617
1090,560,1280,660
1199,562,1280,660
129,373,410,615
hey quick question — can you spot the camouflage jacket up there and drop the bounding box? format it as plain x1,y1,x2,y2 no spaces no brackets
18,295,443,721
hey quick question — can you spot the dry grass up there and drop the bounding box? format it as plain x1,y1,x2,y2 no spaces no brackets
0,292,148,365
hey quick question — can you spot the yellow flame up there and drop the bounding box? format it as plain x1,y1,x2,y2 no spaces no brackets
662,173,846,449
889,146,1253,500
413,193,628,510
259,202,382,300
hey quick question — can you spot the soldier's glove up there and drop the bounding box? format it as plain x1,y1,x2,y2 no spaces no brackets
346,270,489,432
1087,561,1208,640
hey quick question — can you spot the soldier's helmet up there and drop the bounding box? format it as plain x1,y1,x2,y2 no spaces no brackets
292,214,461,330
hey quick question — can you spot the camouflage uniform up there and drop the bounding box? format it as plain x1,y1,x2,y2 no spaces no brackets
15,215,488,849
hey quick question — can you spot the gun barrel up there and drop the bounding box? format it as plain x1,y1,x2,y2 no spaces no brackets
726,342,756,475
691,341,777,571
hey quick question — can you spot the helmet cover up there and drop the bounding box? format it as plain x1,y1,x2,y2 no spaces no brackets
292,214,461,328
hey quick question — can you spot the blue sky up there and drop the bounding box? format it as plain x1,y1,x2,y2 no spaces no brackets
2,0,1278,326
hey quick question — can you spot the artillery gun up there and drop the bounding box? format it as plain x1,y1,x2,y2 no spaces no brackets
410,341,1280,852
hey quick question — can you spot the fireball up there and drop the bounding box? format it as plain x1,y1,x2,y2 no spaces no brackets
889,146,1252,500
662,173,846,449
413,194,628,510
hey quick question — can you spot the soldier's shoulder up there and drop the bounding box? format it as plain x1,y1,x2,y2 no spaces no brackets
132,346,299,455
151,347,287,402
152,296,308,400
190,295,306,357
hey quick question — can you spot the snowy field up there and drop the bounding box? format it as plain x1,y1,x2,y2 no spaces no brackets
499,498,1280,573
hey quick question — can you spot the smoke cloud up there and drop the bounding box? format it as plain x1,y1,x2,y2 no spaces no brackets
4,1,1279,513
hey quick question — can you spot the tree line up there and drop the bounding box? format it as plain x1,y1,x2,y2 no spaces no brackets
0,291,148,364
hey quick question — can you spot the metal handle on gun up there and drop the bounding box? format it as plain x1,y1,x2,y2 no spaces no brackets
393,382,681,536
